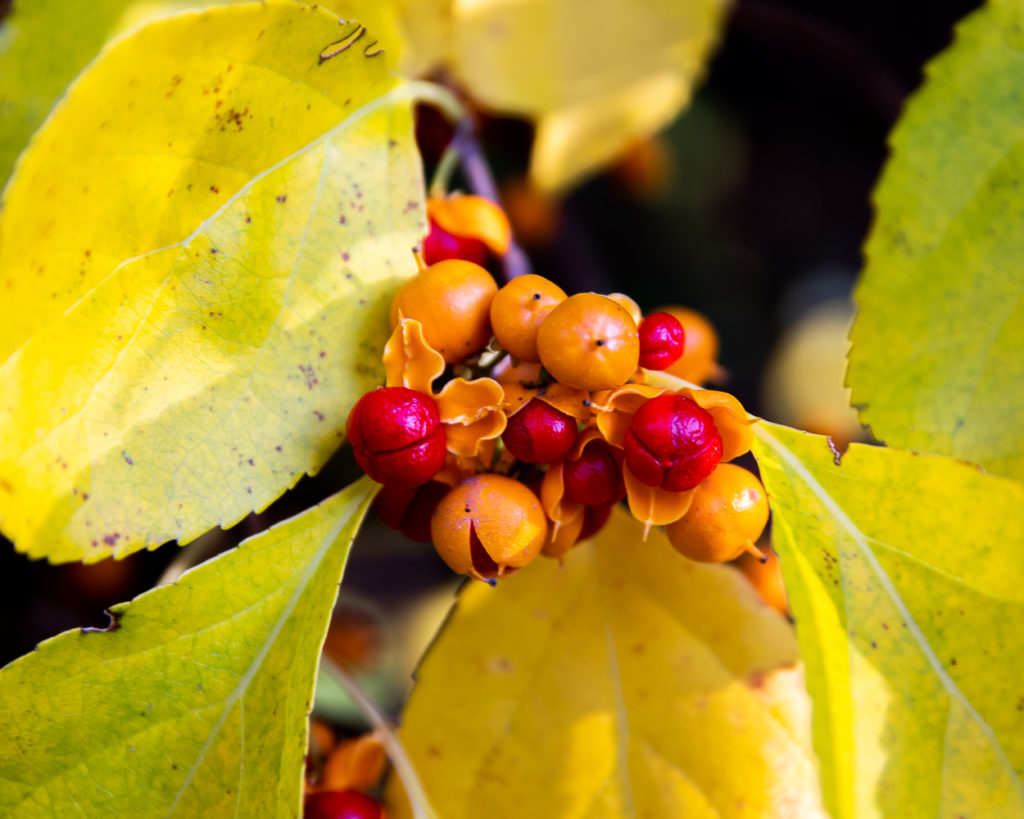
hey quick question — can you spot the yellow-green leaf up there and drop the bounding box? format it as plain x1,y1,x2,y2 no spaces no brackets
430,0,728,191
849,1,1024,481
0,476,376,816
0,2,425,562
0,0,260,189
390,509,825,818
752,420,1024,819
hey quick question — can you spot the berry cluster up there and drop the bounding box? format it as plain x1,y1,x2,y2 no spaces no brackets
305,723,387,818
347,194,769,582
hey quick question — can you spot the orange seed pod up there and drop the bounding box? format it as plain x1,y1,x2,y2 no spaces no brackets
659,306,724,385
431,474,547,581
319,734,388,793
735,543,790,617
536,293,639,391
390,260,497,364
490,274,567,362
427,193,512,257
664,464,769,563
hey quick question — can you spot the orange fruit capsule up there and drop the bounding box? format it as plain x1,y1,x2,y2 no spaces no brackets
431,474,547,582
659,306,723,385
735,544,790,617
390,260,498,364
536,293,639,391
490,273,566,362
425,193,512,260
664,464,769,563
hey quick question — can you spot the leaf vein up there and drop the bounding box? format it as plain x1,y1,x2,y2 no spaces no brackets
753,422,1024,801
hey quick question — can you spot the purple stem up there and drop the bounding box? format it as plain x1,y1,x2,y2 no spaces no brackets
451,120,533,282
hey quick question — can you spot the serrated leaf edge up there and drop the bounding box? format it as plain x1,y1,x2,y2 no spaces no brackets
163,477,376,816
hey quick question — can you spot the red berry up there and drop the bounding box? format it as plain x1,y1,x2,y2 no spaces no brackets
304,789,383,819
638,312,685,370
374,480,450,542
502,398,577,464
578,501,613,540
563,441,624,506
422,217,489,266
623,395,722,491
346,387,446,488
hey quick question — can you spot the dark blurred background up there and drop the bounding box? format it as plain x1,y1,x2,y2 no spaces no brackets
0,0,981,674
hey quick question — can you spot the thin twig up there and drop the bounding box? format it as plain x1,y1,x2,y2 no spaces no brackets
450,119,534,282
321,657,439,819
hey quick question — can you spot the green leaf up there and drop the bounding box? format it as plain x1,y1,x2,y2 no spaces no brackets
849,1,1024,481
389,509,826,818
0,2,425,562
751,420,1024,819
0,476,376,816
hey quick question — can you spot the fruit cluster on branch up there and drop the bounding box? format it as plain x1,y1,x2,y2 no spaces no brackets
347,194,770,582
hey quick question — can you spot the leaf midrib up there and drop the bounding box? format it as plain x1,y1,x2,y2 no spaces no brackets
163,488,364,815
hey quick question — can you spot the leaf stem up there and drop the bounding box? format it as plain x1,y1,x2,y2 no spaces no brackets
429,143,462,198
403,80,469,125
321,657,439,819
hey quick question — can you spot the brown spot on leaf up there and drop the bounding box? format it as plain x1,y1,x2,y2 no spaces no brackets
299,365,319,389
486,655,514,675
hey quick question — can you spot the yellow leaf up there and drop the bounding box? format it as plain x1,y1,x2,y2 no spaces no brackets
389,509,825,817
445,0,729,191
0,0,410,188
0,2,426,562
752,421,1024,818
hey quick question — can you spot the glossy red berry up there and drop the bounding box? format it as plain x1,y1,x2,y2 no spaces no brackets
563,440,624,506
578,501,614,540
374,480,450,542
346,387,446,488
422,217,489,266
624,394,722,491
638,312,685,370
502,398,577,463
304,789,383,819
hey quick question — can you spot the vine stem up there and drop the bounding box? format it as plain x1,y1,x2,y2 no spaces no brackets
413,79,533,281
445,118,534,282
321,657,439,819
